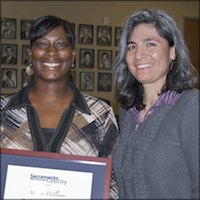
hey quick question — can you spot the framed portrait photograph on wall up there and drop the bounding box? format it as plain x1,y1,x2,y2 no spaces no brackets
79,49,94,68
2,68,17,88
80,72,94,91
98,73,112,92
22,45,31,65
115,27,122,47
78,24,93,44
20,19,33,40
1,18,16,39
98,50,112,70
22,69,31,88
1,44,18,65
97,26,112,46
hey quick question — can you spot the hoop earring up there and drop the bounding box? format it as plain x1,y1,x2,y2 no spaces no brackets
26,63,34,76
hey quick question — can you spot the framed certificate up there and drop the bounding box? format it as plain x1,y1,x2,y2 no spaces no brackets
0,148,112,199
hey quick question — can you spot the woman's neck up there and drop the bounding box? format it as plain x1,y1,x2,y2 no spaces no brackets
143,91,159,107
29,81,72,103
142,83,163,107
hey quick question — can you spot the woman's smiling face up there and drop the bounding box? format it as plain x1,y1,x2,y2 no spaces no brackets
126,23,175,89
30,26,75,82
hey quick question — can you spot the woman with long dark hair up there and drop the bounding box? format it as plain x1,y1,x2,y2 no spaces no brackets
113,9,199,199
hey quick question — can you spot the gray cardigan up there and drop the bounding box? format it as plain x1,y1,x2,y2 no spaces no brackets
113,89,199,199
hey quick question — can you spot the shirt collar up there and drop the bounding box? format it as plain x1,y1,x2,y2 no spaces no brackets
4,81,91,115
129,90,182,121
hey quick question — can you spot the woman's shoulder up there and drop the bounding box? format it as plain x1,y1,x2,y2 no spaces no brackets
82,93,111,108
184,88,199,94
81,93,118,126
175,88,199,114
82,92,116,113
181,88,199,102
119,107,131,117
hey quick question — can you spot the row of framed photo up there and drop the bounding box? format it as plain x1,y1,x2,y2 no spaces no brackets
1,18,122,46
1,44,118,70
1,68,113,92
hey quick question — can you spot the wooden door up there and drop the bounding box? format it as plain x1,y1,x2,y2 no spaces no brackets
184,18,199,73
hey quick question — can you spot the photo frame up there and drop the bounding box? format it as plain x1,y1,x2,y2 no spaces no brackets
22,69,31,88
22,45,31,65
80,72,94,91
78,24,93,44
1,18,16,39
115,27,122,47
98,73,112,92
1,44,18,65
98,50,112,70
97,26,112,46
1,68,17,88
0,148,112,199
79,48,94,68
20,19,34,40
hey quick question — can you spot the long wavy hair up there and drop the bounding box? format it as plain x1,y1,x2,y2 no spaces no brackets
113,9,199,110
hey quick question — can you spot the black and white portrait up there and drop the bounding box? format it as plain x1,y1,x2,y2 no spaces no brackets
22,45,31,65
21,19,33,40
98,50,112,70
1,18,16,39
22,69,31,88
1,44,17,64
78,24,93,44
98,73,112,91
115,27,122,47
2,68,17,88
79,49,94,68
97,26,111,46
80,72,94,91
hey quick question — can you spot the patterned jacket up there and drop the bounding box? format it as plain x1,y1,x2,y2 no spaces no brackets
1,82,119,199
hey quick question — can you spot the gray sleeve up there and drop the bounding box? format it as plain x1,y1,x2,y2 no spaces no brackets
180,91,199,199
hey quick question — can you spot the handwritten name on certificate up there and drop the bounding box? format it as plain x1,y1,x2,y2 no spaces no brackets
4,165,93,199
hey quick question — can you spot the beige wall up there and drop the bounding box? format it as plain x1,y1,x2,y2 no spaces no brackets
1,1,199,115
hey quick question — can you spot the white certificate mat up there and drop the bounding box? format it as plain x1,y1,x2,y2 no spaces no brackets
4,165,93,199
1,148,112,199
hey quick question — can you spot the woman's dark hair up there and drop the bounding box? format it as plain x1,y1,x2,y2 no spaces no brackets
30,15,75,49
113,9,199,110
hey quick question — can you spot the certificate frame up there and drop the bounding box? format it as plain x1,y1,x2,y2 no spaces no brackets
0,148,112,199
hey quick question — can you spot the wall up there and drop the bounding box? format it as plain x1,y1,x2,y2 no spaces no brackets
1,0,199,115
